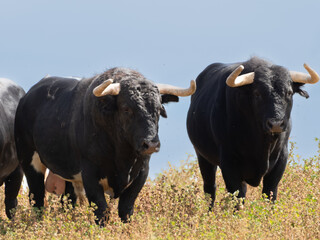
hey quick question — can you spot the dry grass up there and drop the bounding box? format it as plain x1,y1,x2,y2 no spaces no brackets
1,141,320,239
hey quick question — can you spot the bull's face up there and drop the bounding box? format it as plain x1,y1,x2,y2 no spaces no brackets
226,63,318,135
92,69,196,156
250,67,304,135
116,80,170,155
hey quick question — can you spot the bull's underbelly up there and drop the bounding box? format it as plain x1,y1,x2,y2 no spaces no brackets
44,171,116,203
31,150,80,179
0,142,19,181
0,159,18,181
31,151,134,200
45,172,134,200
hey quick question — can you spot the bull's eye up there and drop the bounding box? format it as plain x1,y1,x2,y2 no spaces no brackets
286,90,293,98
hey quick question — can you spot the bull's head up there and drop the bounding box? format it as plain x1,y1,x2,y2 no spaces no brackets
226,63,319,135
93,73,196,155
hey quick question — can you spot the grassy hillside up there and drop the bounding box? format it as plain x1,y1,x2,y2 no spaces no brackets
1,141,320,239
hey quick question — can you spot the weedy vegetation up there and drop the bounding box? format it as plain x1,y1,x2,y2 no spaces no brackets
1,141,320,239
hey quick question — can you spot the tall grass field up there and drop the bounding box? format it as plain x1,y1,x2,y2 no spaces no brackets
1,141,320,239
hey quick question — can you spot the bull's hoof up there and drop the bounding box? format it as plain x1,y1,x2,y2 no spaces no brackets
95,215,109,227
5,198,17,219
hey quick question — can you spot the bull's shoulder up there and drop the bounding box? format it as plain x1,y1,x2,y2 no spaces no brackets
196,63,228,87
195,62,246,93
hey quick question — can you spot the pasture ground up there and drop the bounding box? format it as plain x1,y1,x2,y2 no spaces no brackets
1,141,320,239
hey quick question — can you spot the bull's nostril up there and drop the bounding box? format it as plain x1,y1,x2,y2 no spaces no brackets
266,119,284,133
266,120,273,130
140,140,160,154
279,120,284,128
142,142,149,150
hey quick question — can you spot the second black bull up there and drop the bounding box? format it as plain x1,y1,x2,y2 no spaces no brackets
187,57,319,207
14,67,196,224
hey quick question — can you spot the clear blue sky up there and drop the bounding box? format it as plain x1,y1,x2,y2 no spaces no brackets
1,1,319,178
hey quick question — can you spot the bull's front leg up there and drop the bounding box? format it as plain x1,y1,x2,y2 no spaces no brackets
262,149,288,201
221,169,247,198
81,162,108,226
197,152,218,210
220,154,247,205
118,161,149,222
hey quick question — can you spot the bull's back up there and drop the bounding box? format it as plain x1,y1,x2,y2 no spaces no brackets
16,77,78,134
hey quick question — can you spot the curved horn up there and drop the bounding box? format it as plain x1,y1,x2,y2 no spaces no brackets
226,65,255,87
156,80,196,96
93,79,120,97
290,63,319,84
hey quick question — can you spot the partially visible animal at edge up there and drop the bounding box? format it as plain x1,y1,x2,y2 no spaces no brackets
14,67,196,225
0,78,25,218
187,57,319,208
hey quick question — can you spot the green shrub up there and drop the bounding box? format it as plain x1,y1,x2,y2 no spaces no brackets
1,142,320,239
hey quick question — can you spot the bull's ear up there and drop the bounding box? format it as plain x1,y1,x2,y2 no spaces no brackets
293,82,309,99
161,94,179,104
160,106,167,118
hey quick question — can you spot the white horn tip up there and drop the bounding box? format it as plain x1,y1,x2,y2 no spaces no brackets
303,63,310,70
303,63,315,73
233,65,245,75
304,63,319,84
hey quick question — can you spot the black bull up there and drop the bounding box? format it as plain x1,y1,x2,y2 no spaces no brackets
187,57,319,207
14,68,195,224
0,78,25,219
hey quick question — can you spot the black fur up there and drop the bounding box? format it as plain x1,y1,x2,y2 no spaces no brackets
0,78,25,218
187,57,310,208
14,68,178,225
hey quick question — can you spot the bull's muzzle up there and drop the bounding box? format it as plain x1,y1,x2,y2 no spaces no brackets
265,119,285,134
140,141,160,155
